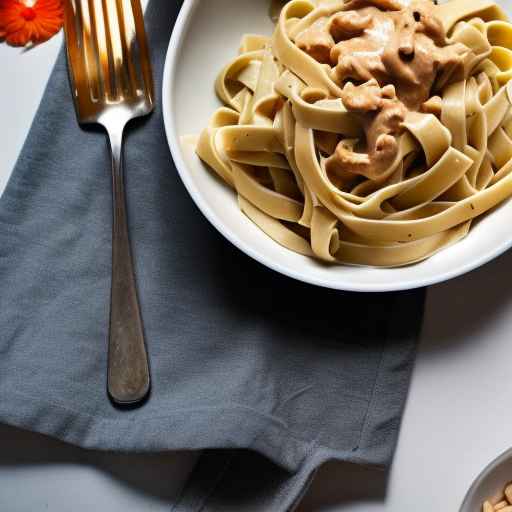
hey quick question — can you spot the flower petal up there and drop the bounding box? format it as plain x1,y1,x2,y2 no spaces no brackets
4,17,25,33
6,27,30,46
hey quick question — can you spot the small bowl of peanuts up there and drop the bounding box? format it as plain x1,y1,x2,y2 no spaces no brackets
460,448,512,512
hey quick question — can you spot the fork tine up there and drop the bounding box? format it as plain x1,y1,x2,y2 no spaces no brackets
131,0,154,102
103,0,129,99
64,0,90,101
78,0,103,101
117,0,140,98
90,0,112,100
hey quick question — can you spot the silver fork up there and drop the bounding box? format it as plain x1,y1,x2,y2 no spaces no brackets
63,0,154,404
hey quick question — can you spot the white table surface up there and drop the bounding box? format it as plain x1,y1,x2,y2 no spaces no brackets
2,21,512,512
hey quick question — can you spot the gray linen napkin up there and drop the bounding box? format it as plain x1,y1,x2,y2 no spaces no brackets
0,1,425,510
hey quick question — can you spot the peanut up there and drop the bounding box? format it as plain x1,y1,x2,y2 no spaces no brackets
506,484,512,504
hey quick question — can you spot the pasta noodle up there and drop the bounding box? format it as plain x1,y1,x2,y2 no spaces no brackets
194,0,512,267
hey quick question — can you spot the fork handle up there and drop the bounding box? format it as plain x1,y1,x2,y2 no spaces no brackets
106,125,150,404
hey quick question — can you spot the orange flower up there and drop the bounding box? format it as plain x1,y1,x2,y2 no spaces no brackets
0,0,63,47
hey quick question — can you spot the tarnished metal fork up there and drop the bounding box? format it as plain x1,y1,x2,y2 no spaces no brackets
63,0,154,404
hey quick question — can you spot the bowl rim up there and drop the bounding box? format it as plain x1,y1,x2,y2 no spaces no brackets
162,0,512,293
460,446,512,511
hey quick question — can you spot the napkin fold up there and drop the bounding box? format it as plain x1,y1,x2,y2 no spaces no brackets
0,1,425,510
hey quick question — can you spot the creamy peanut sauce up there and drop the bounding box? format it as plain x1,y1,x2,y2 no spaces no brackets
294,0,470,181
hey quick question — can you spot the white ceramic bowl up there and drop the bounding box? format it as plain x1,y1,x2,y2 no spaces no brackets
162,0,512,292
460,448,512,511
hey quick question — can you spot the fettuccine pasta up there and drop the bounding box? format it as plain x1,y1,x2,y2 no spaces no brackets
195,0,512,267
